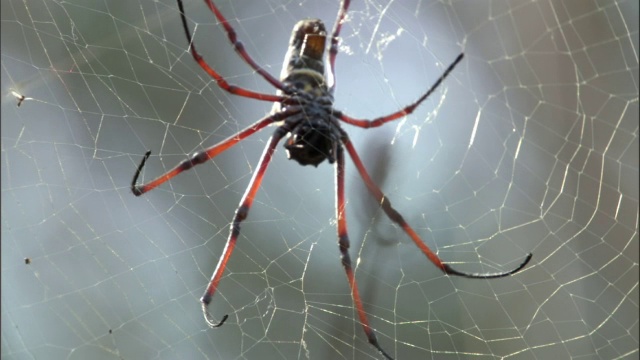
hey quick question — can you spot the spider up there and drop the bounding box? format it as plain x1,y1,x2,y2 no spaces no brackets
131,1,533,358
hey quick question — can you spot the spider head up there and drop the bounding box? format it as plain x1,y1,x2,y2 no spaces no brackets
285,120,338,167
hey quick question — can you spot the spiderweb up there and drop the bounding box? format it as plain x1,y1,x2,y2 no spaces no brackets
2,0,638,359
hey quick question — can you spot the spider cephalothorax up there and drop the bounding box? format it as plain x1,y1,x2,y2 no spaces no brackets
284,118,339,166
131,1,532,359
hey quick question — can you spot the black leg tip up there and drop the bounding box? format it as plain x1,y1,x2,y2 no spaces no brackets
131,186,144,197
131,151,152,196
201,297,228,328
443,252,533,279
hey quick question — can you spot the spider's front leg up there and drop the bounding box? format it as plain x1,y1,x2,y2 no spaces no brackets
200,126,288,328
131,110,298,196
340,131,532,279
335,145,394,360
130,110,298,326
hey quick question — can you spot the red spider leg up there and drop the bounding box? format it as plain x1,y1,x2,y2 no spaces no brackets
337,53,464,128
177,0,283,102
201,126,288,328
327,0,351,93
131,109,300,196
200,0,288,91
340,134,532,278
335,146,394,360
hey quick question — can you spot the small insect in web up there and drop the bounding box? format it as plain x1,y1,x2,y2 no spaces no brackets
11,91,31,107
131,1,533,358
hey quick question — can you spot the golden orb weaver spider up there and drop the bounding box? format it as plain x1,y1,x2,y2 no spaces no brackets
131,1,533,358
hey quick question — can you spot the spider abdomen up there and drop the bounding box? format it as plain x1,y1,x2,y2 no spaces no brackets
276,18,339,167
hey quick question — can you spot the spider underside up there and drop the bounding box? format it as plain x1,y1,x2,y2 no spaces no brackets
131,1,532,359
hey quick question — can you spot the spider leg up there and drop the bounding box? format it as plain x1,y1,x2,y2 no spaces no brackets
201,126,288,328
340,133,532,279
335,145,394,360
176,0,284,101
131,109,299,196
199,0,287,91
327,0,352,93
337,53,464,128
